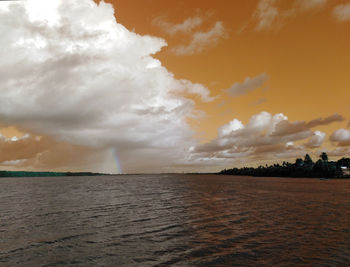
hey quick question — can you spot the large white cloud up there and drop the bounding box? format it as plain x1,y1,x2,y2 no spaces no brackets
0,0,215,173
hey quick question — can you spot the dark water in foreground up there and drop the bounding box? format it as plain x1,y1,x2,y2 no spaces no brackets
0,175,349,266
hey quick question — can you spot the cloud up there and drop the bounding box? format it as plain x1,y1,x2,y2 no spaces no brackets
0,134,47,163
154,14,228,56
250,98,267,106
226,73,269,97
0,0,216,173
297,0,327,10
254,0,327,31
333,4,350,22
255,0,279,31
171,21,228,56
153,16,203,35
330,128,350,147
305,130,326,148
218,119,244,138
0,132,119,172
307,113,345,127
323,147,350,157
192,112,344,165
272,113,344,137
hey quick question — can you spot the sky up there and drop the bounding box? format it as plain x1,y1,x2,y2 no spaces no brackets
0,0,349,173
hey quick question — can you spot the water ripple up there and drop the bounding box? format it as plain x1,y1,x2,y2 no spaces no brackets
0,174,349,266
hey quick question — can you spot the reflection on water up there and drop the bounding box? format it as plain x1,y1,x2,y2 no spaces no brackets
0,174,349,266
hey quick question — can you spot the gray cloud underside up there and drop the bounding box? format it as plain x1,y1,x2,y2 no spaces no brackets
193,112,345,164
226,73,269,97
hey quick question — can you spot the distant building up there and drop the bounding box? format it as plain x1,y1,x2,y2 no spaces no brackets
341,166,350,176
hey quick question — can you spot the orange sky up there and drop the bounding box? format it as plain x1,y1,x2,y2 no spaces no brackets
107,0,350,141
0,0,349,173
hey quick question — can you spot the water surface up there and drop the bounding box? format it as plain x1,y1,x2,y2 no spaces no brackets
0,174,349,266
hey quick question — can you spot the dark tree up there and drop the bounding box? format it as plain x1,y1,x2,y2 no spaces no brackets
295,158,304,167
337,157,350,167
320,152,328,162
304,154,313,165
219,155,350,178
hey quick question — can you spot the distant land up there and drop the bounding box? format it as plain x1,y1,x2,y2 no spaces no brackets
0,171,110,177
219,153,350,178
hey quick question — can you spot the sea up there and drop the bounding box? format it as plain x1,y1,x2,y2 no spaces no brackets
0,174,349,266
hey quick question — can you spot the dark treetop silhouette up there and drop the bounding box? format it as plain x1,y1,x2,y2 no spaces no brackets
219,153,350,178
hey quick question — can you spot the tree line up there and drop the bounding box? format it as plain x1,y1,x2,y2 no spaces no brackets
219,153,350,178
